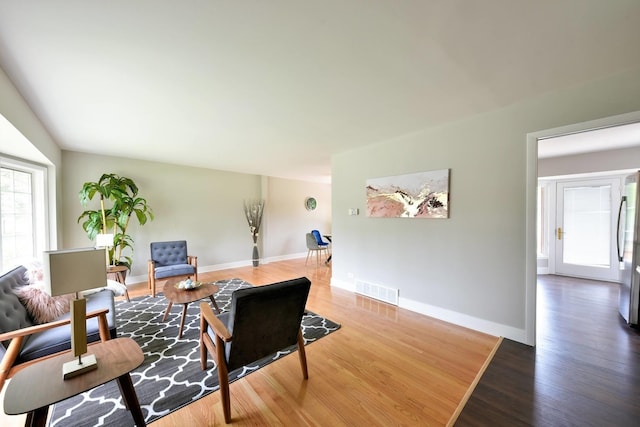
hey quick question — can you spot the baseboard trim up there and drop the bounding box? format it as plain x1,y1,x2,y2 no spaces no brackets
127,252,309,284
331,278,528,344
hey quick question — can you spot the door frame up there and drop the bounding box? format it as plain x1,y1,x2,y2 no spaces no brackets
526,111,640,347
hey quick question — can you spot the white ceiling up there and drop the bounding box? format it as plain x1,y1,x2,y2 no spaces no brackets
1,1,640,182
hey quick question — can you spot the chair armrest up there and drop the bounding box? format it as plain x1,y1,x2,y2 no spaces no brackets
188,255,197,268
0,308,110,342
0,308,111,389
199,302,231,342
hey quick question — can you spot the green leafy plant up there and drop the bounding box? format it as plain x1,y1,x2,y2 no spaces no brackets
77,173,154,269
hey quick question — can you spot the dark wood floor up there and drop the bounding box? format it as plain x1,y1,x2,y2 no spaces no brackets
456,275,640,426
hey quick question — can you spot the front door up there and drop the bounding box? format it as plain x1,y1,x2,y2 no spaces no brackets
555,178,621,281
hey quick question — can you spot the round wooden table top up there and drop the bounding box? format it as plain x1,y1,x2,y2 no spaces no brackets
162,279,219,305
107,265,128,273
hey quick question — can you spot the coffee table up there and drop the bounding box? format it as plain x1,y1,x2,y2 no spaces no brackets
162,279,220,338
3,337,145,427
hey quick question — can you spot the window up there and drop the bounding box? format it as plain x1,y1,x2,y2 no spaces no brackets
0,157,47,272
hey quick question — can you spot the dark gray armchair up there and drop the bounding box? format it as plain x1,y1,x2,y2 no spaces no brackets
199,277,311,423
147,240,197,297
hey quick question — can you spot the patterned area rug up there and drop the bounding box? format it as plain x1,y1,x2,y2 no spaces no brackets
49,278,341,427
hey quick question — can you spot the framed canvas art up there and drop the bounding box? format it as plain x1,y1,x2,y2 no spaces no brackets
366,169,449,218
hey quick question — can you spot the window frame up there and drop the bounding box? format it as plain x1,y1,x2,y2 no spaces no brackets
0,155,48,272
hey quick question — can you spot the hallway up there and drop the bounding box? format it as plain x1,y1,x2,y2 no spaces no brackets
457,275,640,426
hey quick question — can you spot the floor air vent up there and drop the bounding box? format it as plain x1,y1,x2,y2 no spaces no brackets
355,280,399,306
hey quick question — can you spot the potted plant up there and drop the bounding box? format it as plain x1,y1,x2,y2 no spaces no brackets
77,173,154,270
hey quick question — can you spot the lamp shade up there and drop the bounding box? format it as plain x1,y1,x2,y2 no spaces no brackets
95,233,114,248
43,248,107,296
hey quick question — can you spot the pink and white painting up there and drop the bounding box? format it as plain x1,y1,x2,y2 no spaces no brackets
366,169,449,218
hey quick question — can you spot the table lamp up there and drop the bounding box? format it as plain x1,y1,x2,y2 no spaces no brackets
95,233,114,266
43,247,107,379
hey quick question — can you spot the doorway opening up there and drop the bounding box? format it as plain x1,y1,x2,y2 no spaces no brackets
525,111,640,346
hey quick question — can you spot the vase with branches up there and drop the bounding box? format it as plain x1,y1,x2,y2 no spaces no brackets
77,173,154,270
243,200,265,267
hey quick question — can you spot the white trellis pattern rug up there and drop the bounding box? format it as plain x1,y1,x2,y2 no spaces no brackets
49,278,340,427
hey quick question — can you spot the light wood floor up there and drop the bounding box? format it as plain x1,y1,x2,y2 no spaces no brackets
1,258,499,426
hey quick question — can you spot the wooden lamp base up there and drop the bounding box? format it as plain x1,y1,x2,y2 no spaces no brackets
63,354,98,379
63,297,98,380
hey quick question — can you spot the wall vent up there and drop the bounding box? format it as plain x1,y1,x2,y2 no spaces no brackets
355,280,399,306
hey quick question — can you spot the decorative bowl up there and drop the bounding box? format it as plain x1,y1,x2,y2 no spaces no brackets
175,280,203,291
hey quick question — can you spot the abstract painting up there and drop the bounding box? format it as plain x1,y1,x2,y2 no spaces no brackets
366,169,449,218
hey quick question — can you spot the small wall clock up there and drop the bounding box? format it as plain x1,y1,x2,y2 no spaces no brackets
305,197,317,211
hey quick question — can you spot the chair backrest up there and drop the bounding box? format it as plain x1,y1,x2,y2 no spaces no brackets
305,233,319,250
311,230,324,245
224,277,311,371
150,240,189,267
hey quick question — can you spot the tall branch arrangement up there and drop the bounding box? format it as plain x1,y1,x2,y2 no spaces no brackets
243,200,265,244
244,200,265,267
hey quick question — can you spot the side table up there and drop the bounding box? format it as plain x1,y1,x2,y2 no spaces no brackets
3,337,146,427
107,265,130,301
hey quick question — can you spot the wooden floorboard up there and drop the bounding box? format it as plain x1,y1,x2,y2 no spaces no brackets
6,266,638,426
0,259,499,426
456,274,640,427
150,259,499,426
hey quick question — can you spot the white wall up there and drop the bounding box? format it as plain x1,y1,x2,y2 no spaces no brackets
263,177,331,259
0,66,61,247
331,66,640,345
62,151,261,278
61,151,331,281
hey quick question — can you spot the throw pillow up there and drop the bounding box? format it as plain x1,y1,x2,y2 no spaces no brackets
14,285,73,324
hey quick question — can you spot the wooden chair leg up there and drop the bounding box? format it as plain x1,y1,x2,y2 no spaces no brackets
214,335,232,423
199,320,209,370
297,329,308,379
98,313,111,342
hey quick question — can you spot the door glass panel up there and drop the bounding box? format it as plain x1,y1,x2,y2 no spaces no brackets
562,185,611,267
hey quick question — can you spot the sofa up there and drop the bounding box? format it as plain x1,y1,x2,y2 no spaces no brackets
0,265,117,389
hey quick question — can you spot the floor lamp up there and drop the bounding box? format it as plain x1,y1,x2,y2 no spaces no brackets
43,247,107,379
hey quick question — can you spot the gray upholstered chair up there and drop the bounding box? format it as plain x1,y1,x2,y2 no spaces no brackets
305,232,329,266
199,277,312,423
147,240,197,297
